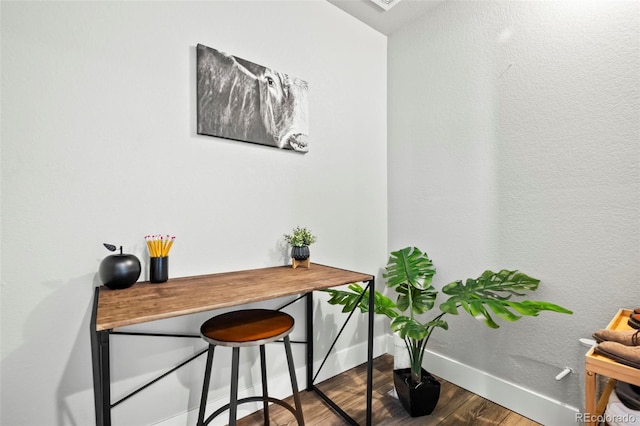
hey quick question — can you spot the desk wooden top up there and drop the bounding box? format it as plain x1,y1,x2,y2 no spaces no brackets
95,263,373,331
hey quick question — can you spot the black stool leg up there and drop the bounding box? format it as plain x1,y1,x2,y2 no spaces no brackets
259,345,270,425
229,347,240,426
284,335,305,425
197,345,215,426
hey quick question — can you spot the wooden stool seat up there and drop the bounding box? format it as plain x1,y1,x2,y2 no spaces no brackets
197,309,304,426
200,309,294,346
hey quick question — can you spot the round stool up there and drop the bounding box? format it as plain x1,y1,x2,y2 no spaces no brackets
196,309,305,426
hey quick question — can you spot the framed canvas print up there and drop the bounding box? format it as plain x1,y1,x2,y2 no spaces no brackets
197,43,309,153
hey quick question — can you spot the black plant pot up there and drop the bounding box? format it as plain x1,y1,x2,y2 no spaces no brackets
291,246,310,260
393,368,441,417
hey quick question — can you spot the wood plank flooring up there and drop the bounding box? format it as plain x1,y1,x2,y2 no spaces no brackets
237,354,541,425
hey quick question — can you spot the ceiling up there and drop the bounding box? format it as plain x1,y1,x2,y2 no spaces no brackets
327,0,445,35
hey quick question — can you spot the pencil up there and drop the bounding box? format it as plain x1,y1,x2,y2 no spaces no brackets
164,236,175,256
145,234,175,257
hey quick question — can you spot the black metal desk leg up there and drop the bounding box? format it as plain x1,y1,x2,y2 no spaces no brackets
305,292,313,391
366,278,375,426
99,331,111,425
90,329,103,425
90,288,111,426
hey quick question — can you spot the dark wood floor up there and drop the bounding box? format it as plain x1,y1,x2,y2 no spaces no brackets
237,354,541,425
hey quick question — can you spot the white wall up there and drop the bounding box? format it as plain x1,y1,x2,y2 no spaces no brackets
388,0,639,420
0,1,387,425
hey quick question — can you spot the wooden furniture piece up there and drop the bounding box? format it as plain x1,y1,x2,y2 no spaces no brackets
197,309,304,426
292,257,311,269
90,263,374,426
585,308,640,425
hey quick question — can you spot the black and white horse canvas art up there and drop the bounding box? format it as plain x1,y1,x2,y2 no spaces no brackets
197,44,309,153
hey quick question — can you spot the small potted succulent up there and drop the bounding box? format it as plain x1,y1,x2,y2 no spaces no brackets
283,226,316,264
325,246,572,417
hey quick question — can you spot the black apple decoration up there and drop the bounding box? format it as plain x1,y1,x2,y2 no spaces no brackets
99,243,141,290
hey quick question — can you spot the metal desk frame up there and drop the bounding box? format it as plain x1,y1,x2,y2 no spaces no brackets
90,264,375,425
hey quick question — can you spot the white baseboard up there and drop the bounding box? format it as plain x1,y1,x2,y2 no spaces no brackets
386,335,580,425
153,335,388,426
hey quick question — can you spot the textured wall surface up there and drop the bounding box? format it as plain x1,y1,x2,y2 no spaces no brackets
0,2,387,424
388,0,639,415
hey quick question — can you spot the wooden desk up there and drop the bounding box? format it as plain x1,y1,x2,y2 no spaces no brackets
90,263,375,426
584,308,640,425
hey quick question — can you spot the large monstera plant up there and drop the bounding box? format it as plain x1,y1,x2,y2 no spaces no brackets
325,246,572,388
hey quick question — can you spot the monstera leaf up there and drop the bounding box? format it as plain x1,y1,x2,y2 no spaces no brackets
324,283,399,319
439,270,573,328
384,247,438,316
395,282,438,315
391,316,448,341
384,247,436,290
